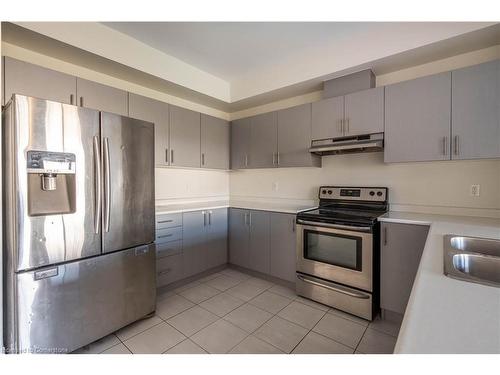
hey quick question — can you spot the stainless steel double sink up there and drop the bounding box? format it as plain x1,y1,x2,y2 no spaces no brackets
444,235,500,288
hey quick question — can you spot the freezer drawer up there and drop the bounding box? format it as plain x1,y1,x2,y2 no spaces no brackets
4,244,156,354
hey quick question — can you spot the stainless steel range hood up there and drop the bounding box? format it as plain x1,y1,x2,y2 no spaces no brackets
309,133,384,156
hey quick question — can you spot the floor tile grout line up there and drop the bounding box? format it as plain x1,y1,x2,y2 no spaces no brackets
353,324,370,353
116,320,165,344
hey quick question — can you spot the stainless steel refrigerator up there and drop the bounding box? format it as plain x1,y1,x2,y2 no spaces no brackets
2,94,156,354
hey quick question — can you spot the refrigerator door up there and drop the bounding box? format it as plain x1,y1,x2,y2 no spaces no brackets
101,112,155,253
5,244,155,353
3,95,101,272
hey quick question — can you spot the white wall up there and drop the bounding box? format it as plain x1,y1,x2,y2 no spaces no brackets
229,45,500,217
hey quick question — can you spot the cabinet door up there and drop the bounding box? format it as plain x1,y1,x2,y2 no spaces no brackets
4,57,76,105
129,93,169,166
182,211,207,277
228,208,250,267
270,213,297,282
76,78,128,116
452,59,500,160
277,103,320,168
249,112,278,168
205,208,228,269
344,87,384,136
230,118,251,169
248,210,271,274
380,222,429,314
384,72,451,162
201,114,230,169
169,105,201,168
311,96,344,140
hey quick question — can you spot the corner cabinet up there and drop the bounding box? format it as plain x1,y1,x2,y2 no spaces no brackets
451,59,500,160
201,114,230,169
230,118,251,169
3,56,76,106
128,93,169,167
249,112,278,168
380,222,429,315
384,72,452,163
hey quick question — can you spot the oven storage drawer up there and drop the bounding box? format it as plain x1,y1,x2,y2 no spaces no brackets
296,272,373,320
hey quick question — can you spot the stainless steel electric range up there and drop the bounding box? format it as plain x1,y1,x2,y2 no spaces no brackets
295,186,388,321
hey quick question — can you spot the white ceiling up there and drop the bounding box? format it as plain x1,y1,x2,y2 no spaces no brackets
102,22,494,87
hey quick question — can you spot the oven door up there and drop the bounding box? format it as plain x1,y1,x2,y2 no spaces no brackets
296,220,373,292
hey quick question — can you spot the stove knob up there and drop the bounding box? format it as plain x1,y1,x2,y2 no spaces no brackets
369,191,375,196
377,191,383,197
322,189,327,195
328,190,332,195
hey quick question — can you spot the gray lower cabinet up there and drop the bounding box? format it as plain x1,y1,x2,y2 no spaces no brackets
380,222,429,315
169,105,201,168
76,78,128,116
384,72,452,162
451,59,500,160
311,95,344,140
228,208,271,273
344,86,384,136
249,112,278,168
183,209,228,277
277,103,321,168
201,114,230,169
129,93,169,166
155,213,184,287
3,56,76,106
228,208,250,267
269,212,297,283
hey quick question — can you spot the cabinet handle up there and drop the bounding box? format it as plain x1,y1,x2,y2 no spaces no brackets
454,135,460,156
203,211,206,226
277,152,280,165
245,154,248,167
157,234,173,239
171,149,174,164
79,96,84,107
157,219,173,224
272,152,276,165
165,149,169,163
202,153,205,166
292,218,295,232
244,212,248,225
249,212,252,226
441,137,448,156
208,211,212,225
346,118,350,134
383,226,388,246
338,119,343,134
158,269,171,276
70,94,74,105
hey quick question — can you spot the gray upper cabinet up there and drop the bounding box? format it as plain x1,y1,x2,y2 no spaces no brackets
452,59,500,160
228,208,250,267
384,72,452,162
249,112,278,168
311,96,344,140
201,114,230,169
230,118,251,169
344,87,384,136
380,222,429,315
128,93,169,167
76,78,128,116
277,104,321,168
169,105,201,168
269,212,297,283
4,56,76,106
248,210,271,274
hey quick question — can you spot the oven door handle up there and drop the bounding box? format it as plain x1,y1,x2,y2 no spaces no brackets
296,274,370,299
296,219,372,232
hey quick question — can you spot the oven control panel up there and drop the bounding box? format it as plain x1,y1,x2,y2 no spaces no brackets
319,186,387,202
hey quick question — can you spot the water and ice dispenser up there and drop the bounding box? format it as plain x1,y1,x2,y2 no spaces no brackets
26,150,77,216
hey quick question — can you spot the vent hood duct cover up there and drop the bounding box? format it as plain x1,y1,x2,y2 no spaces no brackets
309,133,384,156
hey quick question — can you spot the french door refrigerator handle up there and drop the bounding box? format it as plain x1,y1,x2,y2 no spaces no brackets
104,137,111,232
93,136,102,234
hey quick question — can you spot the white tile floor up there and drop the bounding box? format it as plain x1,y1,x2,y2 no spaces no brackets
74,267,401,354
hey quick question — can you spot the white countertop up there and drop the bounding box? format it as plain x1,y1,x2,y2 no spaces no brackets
379,212,500,353
155,200,316,215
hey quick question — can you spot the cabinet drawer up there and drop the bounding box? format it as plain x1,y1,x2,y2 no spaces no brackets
156,213,182,229
156,240,182,259
156,227,182,244
156,254,183,287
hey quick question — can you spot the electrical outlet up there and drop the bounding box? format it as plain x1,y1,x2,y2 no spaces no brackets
470,184,480,197
272,182,279,191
